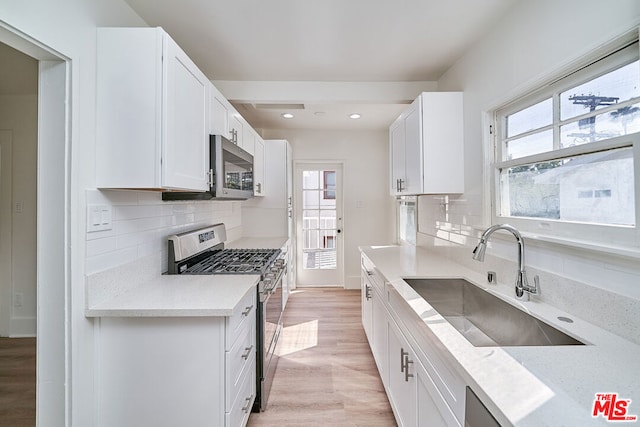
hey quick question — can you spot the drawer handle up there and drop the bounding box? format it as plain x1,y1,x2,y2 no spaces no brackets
242,394,254,413
404,354,414,382
241,305,253,317
241,345,254,360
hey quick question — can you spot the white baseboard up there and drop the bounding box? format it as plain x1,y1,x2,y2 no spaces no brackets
10,316,36,337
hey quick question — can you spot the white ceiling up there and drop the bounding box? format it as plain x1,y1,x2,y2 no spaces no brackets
124,0,518,131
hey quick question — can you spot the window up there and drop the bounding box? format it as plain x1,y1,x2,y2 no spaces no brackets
397,196,417,245
492,40,640,249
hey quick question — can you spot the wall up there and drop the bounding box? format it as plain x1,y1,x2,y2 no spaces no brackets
420,0,640,343
263,128,395,289
0,94,37,337
0,2,234,425
86,190,243,275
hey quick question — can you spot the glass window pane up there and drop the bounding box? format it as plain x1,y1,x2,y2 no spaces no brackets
506,98,552,138
319,210,336,229
561,61,640,121
500,147,635,226
560,103,640,147
303,210,320,230
303,190,320,209
303,171,320,189
302,230,319,250
505,130,554,160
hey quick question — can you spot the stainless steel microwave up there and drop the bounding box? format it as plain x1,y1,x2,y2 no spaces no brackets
162,135,254,201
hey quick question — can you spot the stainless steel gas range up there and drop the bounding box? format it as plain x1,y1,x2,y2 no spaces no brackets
167,223,285,412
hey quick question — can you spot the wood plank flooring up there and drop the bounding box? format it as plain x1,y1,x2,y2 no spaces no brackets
248,288,396,427
0,337,36,427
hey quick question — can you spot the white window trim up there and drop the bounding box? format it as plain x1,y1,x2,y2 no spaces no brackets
484,31,640,258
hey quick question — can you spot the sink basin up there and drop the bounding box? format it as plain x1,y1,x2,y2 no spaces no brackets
404,278,584,347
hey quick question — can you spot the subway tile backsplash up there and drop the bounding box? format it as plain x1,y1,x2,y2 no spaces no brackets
85,189,242,275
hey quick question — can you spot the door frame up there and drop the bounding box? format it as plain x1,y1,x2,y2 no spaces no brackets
294,161,344,287
0,131,13,336
1,21,71,426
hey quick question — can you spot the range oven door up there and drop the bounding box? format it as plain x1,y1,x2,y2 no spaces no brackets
255,271,283,412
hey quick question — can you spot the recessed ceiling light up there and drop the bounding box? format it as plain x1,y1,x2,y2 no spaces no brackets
314,111,326,116
281,113,294,119
349,113,361,119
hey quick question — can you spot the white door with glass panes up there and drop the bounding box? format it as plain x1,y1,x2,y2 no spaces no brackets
295,163,343,286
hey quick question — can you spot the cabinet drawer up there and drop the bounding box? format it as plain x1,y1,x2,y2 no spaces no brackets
226,317,255,412
387,285,465,422
361,255,385,294
226,289,256,350
226,357,256,427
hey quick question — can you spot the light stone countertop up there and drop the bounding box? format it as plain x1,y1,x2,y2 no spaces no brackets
85,255,259,317
359,244,640,426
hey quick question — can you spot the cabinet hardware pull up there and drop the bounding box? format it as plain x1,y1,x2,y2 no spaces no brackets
256,183,262,193
399,178,405,192
241,345,254,360
400,348,409,372
365,284,372,300
242,394,254,413
241,305,253,316
404,354,414,382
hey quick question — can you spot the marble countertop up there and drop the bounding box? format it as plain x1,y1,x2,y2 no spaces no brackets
85,255,259,317
360,245,640,426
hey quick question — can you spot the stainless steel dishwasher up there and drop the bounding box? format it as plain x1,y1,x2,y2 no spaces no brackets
465,387,501,427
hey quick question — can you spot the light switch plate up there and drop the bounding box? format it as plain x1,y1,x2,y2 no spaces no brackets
87,204,113,232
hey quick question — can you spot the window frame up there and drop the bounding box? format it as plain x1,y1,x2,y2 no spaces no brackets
490,39,640,252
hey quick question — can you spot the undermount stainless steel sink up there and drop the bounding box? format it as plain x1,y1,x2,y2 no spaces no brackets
404,278,584,347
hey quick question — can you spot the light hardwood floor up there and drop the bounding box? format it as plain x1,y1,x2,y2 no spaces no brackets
0,337,36,427
248,288,396,427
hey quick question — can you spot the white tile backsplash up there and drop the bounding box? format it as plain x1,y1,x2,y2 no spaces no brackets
85,189,243,275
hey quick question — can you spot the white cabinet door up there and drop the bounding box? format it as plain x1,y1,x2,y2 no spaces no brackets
403,99,422,195
253,136,265,196
390,117,405,195
416,359,461,427
163,35,209,191
361,270,373,345
240,119,255,155
210,85,230,136
371,289,388,381
96,27,208,191
387,317,417,427
228,113,243,147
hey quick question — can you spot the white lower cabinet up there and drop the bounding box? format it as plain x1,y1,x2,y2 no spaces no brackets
95,289,256,427
361,254,463,427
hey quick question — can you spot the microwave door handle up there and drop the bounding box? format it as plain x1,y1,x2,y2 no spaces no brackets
208,169,214,189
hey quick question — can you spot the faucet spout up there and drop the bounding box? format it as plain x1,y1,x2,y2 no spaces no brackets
472,224,536,301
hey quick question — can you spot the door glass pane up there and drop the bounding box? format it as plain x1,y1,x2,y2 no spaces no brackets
301,169,338,270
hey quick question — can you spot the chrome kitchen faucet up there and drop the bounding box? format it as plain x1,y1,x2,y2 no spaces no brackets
472,224,538,301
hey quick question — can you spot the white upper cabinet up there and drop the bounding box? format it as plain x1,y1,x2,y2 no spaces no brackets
96,27,209,191
253,135,265,197
210,84,230,137
389,92,464,196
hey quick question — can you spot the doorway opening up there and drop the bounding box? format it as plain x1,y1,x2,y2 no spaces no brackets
295,163,343,287
1,21,70,426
